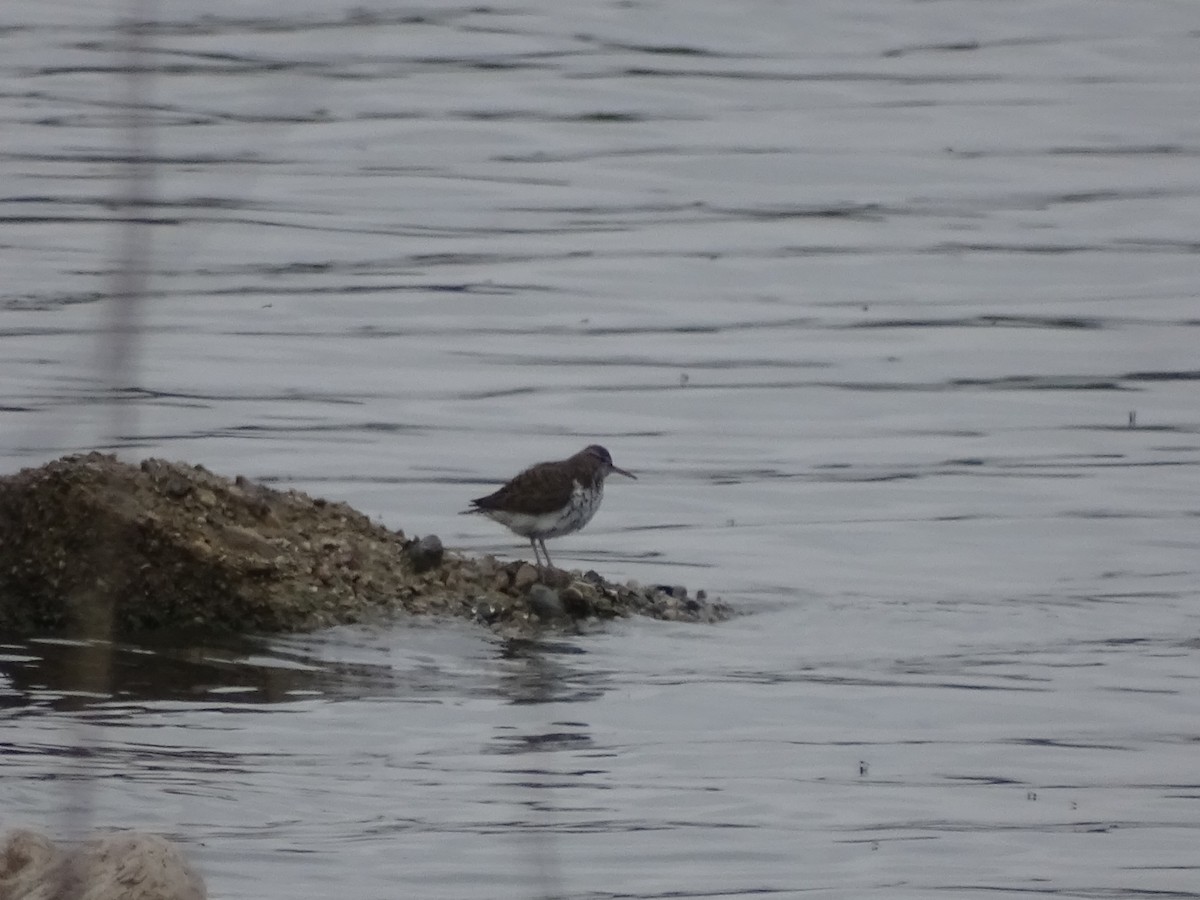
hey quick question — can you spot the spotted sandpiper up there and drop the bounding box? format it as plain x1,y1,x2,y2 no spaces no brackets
462,444,636,570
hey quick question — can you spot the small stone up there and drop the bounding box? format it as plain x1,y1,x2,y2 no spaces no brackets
528,584,563,619
559,584,591,618
403,534,444,574
474,601,500,624
163,476,192,500
512,563,539,592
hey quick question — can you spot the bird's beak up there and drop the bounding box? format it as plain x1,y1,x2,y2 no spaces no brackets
611,464,637,480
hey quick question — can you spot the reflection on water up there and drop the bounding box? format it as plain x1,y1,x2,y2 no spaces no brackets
3,597,1200,899
1,635,410,710
4,0,1200,897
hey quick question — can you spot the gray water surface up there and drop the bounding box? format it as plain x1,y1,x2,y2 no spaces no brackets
2,1,1199,898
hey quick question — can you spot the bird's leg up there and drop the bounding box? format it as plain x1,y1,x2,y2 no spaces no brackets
529,537,544,570
539,539,554,571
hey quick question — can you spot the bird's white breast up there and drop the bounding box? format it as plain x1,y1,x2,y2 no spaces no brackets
485,480,602,539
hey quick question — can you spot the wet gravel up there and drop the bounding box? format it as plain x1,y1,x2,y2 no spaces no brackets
0,454,733,637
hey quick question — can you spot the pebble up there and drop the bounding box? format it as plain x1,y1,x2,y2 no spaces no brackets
559,584,591,618
403,534,444,573
512,563,540,591
163,477,192,499
527,584,564,619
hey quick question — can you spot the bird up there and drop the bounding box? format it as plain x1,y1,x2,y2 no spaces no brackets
462,444,636,570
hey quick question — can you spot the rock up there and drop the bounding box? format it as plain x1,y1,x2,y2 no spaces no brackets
0,453,734,636
473,600,500,624
215,523,279,561
0,828,206,900
0,828,58,900
511,563,540,592
527,584,563,619
403,534,444,573
559,584,592,618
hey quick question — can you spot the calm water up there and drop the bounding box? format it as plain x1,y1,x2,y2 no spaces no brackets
2,1,1200,898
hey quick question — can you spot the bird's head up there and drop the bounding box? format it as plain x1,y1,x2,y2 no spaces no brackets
582,444,636,480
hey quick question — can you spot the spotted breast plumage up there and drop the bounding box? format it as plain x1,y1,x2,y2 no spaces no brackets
461,444,636,570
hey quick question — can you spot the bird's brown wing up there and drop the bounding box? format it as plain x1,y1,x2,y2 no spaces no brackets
470,460,577,515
